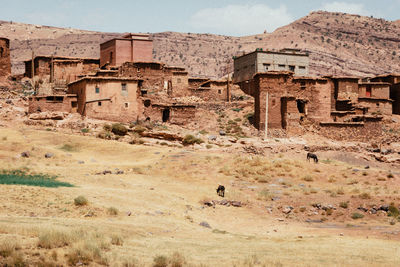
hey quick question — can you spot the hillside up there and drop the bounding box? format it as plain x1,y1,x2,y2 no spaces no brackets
1,11,400,78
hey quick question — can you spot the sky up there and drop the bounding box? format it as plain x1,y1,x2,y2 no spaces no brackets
0,0,399,36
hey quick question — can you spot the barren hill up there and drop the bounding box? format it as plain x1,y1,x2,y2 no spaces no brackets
1,11,400,78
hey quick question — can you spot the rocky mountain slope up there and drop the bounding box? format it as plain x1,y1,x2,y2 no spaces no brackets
1,11,399,78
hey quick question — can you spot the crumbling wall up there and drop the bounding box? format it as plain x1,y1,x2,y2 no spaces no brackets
143,103,196,125
357,99,392,116
318,121,383,142
28,95,77,113
171,72,189,97
337,79,358,102
0,38,11,78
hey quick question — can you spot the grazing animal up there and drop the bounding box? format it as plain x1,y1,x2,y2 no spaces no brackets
307,152,318,163
216,185,225,197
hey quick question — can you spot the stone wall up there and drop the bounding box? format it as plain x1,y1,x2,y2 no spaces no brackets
357,98,392,116
0,38,11,77
143,102,196,125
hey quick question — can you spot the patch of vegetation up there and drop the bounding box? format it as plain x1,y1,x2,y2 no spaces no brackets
0,240,20,257
111,234,123,246
107,207,119,216
38,229,75,249
59,143,78,152
359,192,371,199
0,170,73,188
388,204,399,218
339,202,349,209
81,128,90,133
303,175,314,182
97,130,112,140
199,129,209,135
111,123,128,136
133,125,147,134
351,212,364,219
74,196,88,206
182,135,204,146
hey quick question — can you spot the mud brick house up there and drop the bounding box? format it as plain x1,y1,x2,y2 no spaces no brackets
119,62,188,97
0,37,11,77
24,56,100,84
250,72,331,132
370,74,400,114
100,33,153,68
142,99,196,125
28,94,77,113
68,77,143,122
189,80,230,101
357,82,392,116
233,48,309,84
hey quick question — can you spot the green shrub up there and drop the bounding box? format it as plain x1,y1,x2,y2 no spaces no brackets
103,124,112,131
111,123,128,136
339,202,348,209
60,144,78,152
351,212,364,219
0,169,73,188
81,128,90,133
97,131,112,140
388,204,399,217
182,135,204,146
74,196,88,206
133,125,147,134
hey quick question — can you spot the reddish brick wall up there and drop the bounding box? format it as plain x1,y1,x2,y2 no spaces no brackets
171,72,189,97
28,95,77,113
319,121,383,142
357,99,392,115
100,40,117,67
131,39,153,62
143,104,196,125
0,38,11,77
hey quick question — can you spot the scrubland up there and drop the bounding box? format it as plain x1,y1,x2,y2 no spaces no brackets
0,127,400,266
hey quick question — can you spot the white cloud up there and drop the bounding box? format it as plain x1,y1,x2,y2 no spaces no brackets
189,4,293,36
320,1,369,16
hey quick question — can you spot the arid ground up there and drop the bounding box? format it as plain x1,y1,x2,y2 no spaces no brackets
1,126,400,266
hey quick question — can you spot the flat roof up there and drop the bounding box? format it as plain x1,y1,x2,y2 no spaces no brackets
29,94,77,99
68,76,141,86
100,37,153,47
234,49,309,60
359,82,391,86
0,37,9,41
323,75,360,80
24,55,99,63
373,73,400,78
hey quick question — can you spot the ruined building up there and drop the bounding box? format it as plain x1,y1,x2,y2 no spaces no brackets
100,33,153,68
233,48,309,84
0,37,11,78
370,74,400,114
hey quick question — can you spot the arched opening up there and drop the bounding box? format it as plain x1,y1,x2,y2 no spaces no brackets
162,108,170,122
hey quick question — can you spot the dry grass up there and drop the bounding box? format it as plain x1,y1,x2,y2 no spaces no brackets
1,127,400,266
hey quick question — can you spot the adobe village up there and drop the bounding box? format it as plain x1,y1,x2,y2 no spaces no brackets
1,11,400,266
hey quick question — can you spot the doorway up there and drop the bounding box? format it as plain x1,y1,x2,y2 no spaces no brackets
162,108,170,122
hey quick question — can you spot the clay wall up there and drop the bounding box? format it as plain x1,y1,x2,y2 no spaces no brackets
171,72,189,97
0,38,11,77
253,73,332,131
143,102,196,125
337,79,359,102
68,78,142,122
28,95,77,113
358,83,390,99
319,121,383,142
357,99,392,116
100,39,117,67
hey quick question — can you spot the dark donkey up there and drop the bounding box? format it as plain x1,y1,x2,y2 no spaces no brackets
216,185,225,197
307,152,318,163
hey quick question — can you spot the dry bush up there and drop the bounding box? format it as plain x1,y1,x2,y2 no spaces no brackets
337,188,345,195
112,123,128,136
339,202,349,209
74,195,88,206
153,255,168,267
67,240,108,266
111,234,123,246
38,229,76,249
0,239,20,257
359,192,371,199
107,207,119,216
303,175,314,182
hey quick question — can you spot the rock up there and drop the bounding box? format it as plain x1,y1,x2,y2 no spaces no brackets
340,233,344,236
21,151,30,158
230,201,242,207
203,200,215,207
29,112,66,120
372,148,381,153
78,161,85,164
208,135,217,141
199,221,211,228
127,211,132,216
282,206,293,214
379,205,389,212
5,99,12,105
139,131,183,141
277,218,285,222
364,165,370,169
44,153,54,158
103,170,112,175
271,196,280,201
219,130,226,136
357,206,368,212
